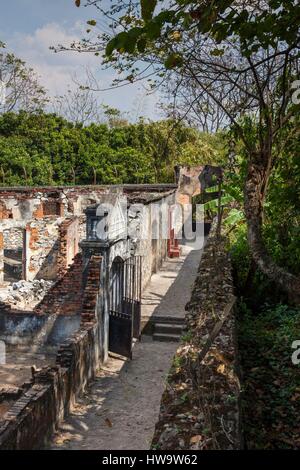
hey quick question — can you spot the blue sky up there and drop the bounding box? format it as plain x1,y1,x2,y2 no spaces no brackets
0,0,160,120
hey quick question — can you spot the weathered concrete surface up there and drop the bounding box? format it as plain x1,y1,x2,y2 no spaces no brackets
50,247,203,450
142,245,203,322
0,349,56,388
50,340,178,450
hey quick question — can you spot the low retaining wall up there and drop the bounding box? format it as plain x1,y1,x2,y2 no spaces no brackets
152,232,242,450
0,256,102,450
0,312,46,345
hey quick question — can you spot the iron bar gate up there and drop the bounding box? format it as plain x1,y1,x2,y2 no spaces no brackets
109,256,142,359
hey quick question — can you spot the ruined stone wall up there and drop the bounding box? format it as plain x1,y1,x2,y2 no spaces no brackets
3,228,23,249
0,312,46,345
152,227,242,450
0,185,176,222
0,256,102,450
0,217,81,284
0,187,112,222
0,323,100,449
57,218,80,277
0,186,176,286
0,219,60,282
26,219,61,281
176,166,204,205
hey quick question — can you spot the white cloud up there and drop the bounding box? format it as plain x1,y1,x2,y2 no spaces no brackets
7,22,96,96
4,22,161,120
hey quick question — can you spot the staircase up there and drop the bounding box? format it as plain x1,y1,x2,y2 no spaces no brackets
152,317,185,342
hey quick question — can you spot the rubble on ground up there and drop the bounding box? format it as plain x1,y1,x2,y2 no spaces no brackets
0,280,53,309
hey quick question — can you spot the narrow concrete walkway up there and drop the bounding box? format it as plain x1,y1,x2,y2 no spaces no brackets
50,246,203,450
142,245,203,322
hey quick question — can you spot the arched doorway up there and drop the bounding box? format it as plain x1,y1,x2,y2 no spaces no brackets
108,256,142,359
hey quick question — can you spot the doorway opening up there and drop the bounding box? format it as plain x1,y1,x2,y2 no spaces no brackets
3,228,26,282
109,256,142,359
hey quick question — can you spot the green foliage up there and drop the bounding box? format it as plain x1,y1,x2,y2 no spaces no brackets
0,111,224,186
0,47,48,113
238,301,300,449
263,118,300,276
224,208,245,227
228,113,300,301
104,1,300,60
229,223,251,289
203,194,234,211
180,330,193,343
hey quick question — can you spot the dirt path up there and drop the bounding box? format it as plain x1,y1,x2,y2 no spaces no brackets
51,340,178,450
50,247,203,450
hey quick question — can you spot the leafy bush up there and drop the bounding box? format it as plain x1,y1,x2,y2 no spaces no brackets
0,111,225,186
238,302,300,449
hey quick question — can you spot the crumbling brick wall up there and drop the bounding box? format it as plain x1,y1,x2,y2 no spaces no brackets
34,253,83,317
1,218,79,283
57,217,79,277
81,255,102,324
0,201,12,220
0,187,111,221
0,256,102,450
25,220,61,281
176,165,204,204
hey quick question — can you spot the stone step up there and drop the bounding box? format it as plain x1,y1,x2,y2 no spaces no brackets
153,332,181,342
145,315,185,325
155,323,183,335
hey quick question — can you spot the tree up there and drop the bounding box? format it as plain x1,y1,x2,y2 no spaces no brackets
0,137,33,185
53,84,101,126
73,0,300,301
0,110,222,186
102,105,129,128
0,43,48,113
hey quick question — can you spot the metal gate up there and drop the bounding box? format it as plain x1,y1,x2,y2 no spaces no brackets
109,256,142,359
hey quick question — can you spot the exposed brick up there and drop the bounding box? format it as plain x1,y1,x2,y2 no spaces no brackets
81,255,102,324
33,203,44,219
28,226,39,250
0,255,102,449
57,217,79,277
34,253,84,316
0,202,12,219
